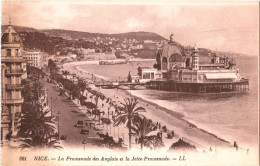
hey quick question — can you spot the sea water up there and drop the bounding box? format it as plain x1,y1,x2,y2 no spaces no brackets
78,57,258,149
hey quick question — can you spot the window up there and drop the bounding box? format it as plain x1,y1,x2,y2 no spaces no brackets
151,73,154,79
15,49,19,56
143,73,150,79
7,49,11,56
7,92,11,99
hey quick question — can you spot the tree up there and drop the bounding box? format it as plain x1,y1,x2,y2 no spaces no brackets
48,59,58,73
17,103,62,150
77,78,87,95
114,98,145,149
131,116,156,150
127,71,132,82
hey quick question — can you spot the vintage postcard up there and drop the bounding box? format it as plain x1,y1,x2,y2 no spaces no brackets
1,0,259,166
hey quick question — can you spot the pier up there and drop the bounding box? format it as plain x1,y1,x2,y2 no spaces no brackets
95,81,147,90
94,79,249,93
147,79,249,93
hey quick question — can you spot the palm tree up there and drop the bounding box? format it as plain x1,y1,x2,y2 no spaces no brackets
114,98,145,149
17,103,62,149
131,116,156,150
77,78,87,95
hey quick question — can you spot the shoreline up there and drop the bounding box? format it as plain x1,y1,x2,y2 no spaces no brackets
123,90,231,144
62,60,254,151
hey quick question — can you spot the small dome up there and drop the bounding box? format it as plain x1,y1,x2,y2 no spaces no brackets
1,26,21,43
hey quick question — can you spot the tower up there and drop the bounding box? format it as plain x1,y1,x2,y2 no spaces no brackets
192,46,199,70
1,24,25,142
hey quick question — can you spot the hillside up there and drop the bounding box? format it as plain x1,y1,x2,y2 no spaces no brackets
1,25,165,41
1,25,250,59
40,29,165,41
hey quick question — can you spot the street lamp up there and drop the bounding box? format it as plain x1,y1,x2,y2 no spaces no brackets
117,126,119,139
57,111,60,139
82,139,87,151
50,97,53,117
50,97,57,117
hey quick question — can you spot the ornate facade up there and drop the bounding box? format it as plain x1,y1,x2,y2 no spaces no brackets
1,25,26,143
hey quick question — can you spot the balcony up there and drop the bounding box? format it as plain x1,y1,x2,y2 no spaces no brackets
6,84,23,90
2,56,23,63
1,98,24,104
6,69,23,75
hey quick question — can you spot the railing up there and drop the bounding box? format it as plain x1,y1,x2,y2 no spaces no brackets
6,69,23,75
1,98,24,104
1,56,23,62
6,84,23,89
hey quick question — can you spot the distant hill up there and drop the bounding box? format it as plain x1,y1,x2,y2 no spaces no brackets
1,25,165,41
40,29,166,41
1,25,38,33
1,25,251,58
215,51,249,58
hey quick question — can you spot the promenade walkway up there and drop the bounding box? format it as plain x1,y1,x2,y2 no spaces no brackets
45,80,104,150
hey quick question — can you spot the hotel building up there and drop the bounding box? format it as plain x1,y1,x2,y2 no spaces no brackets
1,25,26,143
23,50,44,68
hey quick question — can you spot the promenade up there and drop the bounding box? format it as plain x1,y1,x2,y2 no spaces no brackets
45,79,104,150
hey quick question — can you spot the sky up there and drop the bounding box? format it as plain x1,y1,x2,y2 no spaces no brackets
1,0,259,56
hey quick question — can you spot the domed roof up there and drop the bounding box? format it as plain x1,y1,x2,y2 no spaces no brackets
1,25,21,43
161,41,185,59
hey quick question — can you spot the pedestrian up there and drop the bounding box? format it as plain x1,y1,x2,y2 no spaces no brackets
171,130,174,137
159,123,161,129
234,141,237,147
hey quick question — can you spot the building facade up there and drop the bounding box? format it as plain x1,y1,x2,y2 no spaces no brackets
148,37,249,93
23,50,43,68
1,25,26,143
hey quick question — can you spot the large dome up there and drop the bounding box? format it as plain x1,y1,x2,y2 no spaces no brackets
1,26,21,43
161,41,185,62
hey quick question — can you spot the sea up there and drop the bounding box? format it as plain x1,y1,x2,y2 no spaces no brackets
78,57,258,148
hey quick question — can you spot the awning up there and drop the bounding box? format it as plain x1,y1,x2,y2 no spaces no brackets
205,73,237,79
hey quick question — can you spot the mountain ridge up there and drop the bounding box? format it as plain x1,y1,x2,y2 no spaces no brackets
1,25,166,41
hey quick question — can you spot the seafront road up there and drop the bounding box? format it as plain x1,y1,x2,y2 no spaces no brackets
45,79,103,150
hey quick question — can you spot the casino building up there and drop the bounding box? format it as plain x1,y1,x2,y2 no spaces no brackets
146,37,249,93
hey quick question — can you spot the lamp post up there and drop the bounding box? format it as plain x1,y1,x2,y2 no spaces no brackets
118,126,119,139
114,125,115,137
50,97,53,117
57,111,60,139
46,89,48,106
50,97,57,117
82,139,87,151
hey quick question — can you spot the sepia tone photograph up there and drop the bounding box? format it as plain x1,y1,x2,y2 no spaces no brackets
1,0,259,166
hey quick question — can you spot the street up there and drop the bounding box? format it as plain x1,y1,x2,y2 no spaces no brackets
45,80,104,150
